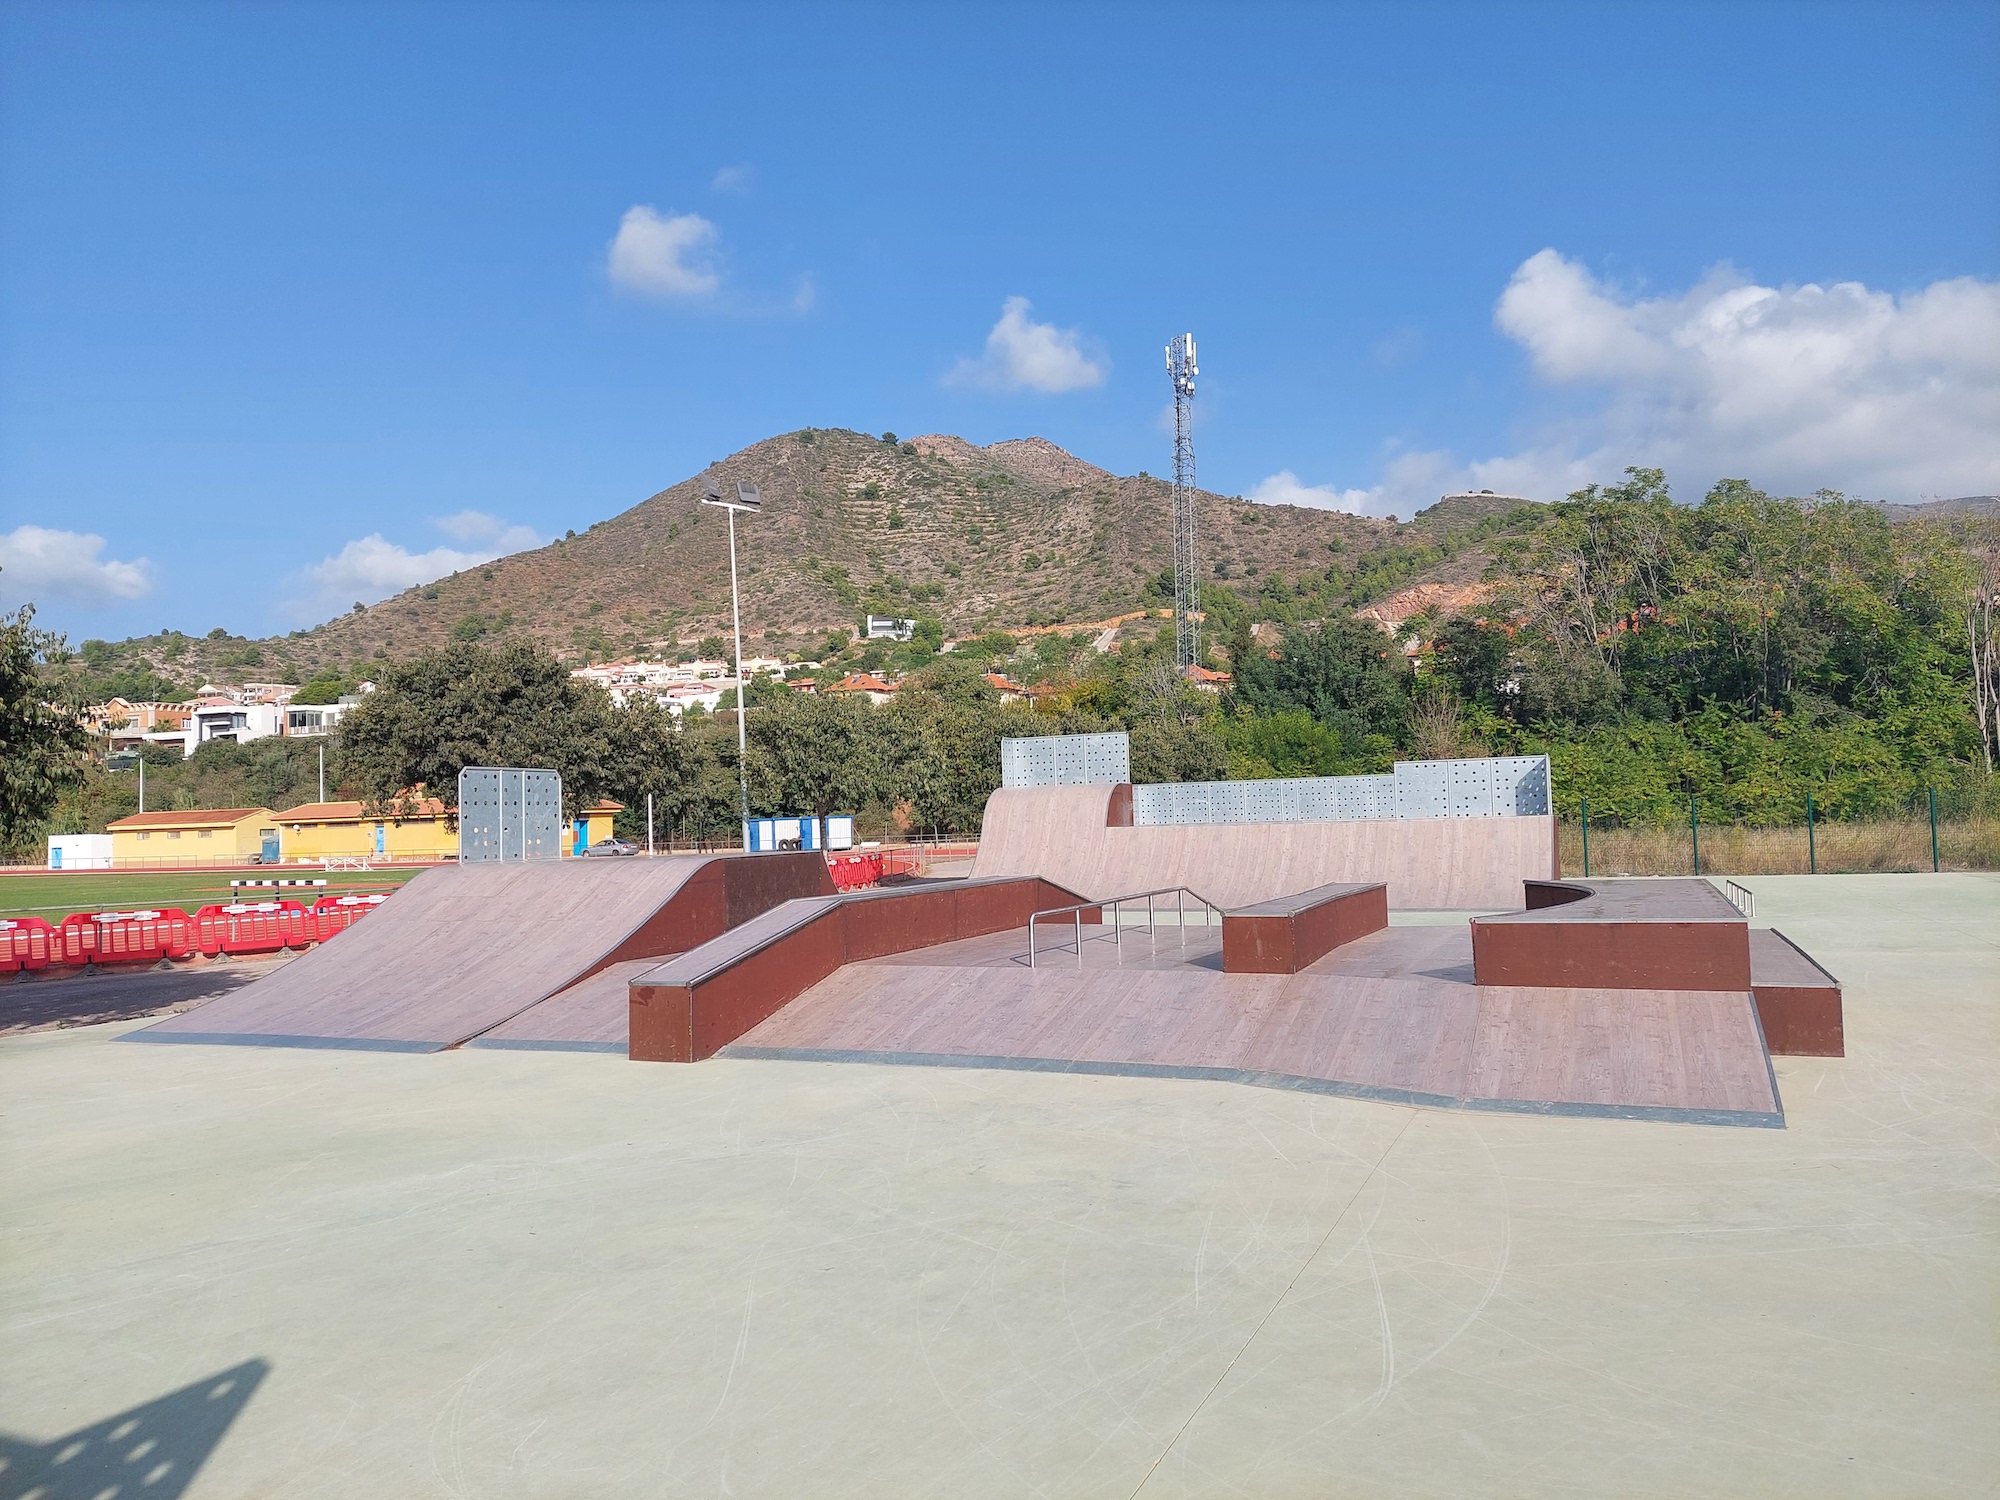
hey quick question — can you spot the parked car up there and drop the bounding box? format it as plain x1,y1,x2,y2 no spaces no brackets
581,837,639,858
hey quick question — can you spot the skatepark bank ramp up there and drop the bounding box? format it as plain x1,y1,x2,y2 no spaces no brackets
127,852,833,1052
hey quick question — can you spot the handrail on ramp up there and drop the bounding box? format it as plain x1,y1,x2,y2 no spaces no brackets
1027,886,1222,969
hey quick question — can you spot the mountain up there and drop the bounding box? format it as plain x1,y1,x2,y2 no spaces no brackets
268,429,1536,674
73,429,1545,687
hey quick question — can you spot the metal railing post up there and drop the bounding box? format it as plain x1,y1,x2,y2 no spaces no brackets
1691,794,1700,876
1029,916,1037,970
1807,793,1816,874
1581,798,1590,878
1178,889,1185,948
1075,908,1083,969
1930,787,1939,873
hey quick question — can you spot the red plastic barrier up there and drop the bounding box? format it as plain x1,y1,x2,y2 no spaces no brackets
0,916,57,973
53,908,197,966
308,892,387,941
826,853,884,891
194,900,313,957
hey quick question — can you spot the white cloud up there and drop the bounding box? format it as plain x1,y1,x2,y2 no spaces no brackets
1258,251,2000,518
1491,249,2000,501
607,206,721,298
946,296,1108,394
1249,470,1374,515
711,162,756,194
434,509,542,551
0,525,152,601
304,515,545,612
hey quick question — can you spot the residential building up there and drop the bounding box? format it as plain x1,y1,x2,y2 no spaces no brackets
108,808,277,867
865,616,915,641
825,671,899,705
284,697,361,738
183,701,286,757
985,671,1027,703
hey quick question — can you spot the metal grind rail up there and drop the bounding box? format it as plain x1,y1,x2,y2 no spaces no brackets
1027,886,1223,969
1724,879,1755,918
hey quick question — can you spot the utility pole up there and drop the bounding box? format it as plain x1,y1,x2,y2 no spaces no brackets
1166,332,1200,670
318,743,325,804
139,754,145,814
703,478,763,850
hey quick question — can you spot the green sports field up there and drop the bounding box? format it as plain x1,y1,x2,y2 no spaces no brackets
0,868,423,922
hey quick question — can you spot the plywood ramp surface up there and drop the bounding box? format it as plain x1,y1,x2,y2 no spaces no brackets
972,785,1556,909
726,924,1781,1126
132,859,719,1051
467,959,668,1051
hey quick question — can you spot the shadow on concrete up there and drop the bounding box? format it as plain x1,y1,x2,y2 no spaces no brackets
0,1358,267,1499
2,960,291,1036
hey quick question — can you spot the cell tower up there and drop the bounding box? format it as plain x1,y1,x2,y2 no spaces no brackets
1166,332,1200,669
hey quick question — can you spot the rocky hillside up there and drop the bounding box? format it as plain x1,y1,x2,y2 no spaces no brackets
273,430,1537,673
76,429,1539,686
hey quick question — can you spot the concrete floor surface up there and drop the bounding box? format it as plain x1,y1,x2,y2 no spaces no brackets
0,873,1994,1498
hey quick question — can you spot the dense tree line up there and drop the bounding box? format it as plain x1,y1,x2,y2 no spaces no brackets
16,470,1997,852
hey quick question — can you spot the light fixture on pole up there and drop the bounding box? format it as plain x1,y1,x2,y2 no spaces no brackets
702,477,762,850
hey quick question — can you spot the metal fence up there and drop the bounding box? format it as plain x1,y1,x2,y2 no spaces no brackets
1564,789,1998,876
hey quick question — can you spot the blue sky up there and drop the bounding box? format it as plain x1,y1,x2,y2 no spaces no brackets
4,1,1997,643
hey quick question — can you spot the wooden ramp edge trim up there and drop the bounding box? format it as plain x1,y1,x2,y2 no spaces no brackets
714,1045,1788,1130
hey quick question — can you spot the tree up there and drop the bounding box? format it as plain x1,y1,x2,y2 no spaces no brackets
0,606,92,852
1232,612,1409,750
333,640,623,816
747,691,879,819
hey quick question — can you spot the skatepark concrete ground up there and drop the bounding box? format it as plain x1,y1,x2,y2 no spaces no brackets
2,874,1993,1498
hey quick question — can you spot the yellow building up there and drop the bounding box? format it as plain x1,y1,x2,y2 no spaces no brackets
565,799,625,855
109,808,278,867
275,799,457,864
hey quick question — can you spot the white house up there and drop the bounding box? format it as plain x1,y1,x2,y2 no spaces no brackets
183,701,286,757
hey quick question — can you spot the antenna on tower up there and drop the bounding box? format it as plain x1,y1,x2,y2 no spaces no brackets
1166,332,1200,670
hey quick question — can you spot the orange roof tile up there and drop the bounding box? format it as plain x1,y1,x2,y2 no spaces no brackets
108,807,270,830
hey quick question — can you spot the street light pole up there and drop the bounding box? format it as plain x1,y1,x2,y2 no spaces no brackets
703,479,762,851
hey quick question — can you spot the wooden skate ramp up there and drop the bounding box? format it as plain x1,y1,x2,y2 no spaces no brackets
972,784,1558,909
127,853,833,1052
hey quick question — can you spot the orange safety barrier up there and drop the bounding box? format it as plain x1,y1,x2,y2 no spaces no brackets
53,909,197,966
0,916,57,973
193,900,313,957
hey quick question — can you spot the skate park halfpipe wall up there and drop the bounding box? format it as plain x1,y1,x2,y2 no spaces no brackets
971,783,1557,909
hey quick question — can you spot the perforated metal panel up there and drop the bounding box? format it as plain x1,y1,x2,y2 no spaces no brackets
1000,732,1131,788
1125,754,1550,827
1393,759,1452,820
457,767,563,862
1492,755,1551,815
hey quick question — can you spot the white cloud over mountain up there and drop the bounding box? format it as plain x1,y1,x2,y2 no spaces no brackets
1256,250,2000,518
607,206,722,298
946,297,1108,394
0,525,153,602
305,512,544,612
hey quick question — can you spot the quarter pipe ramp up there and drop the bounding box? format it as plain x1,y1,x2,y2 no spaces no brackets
127,852,833,1052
